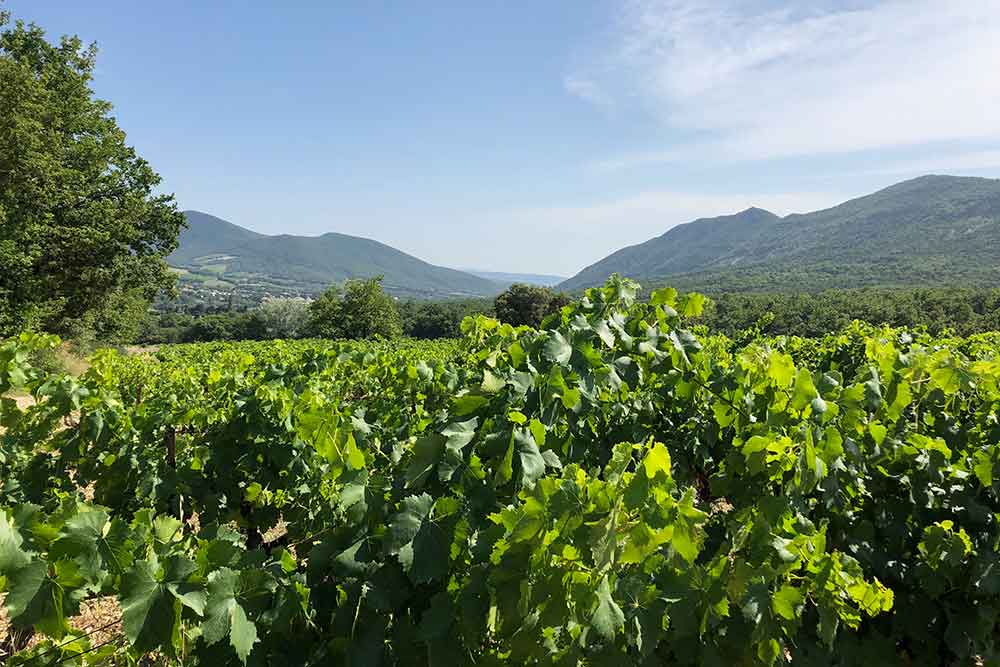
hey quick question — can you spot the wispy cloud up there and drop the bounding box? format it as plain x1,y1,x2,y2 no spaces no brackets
563,75,615,110
570,0,1000,168
858,149,1000,176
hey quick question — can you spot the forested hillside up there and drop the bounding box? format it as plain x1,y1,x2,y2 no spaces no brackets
170,211,502,300
562,175,1000,292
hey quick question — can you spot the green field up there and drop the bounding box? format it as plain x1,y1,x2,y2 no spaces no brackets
2,279,1000,665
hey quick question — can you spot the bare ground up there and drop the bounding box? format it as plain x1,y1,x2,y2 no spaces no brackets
0,594,122,662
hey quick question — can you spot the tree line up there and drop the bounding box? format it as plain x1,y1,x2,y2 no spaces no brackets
701,287,1000,338
139,282,1000,344
138,279,570,343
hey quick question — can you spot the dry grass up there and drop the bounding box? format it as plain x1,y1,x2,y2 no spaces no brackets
10,394,34,411
0,594,122,662
52,344,91,377
123,345,160,357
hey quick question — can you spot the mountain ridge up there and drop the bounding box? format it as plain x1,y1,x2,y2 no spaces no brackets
170,211,502,300
560,175,1000,292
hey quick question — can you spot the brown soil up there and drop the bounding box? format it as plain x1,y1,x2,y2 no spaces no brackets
0,595,122,662
11,394,34,411
123,345,160,357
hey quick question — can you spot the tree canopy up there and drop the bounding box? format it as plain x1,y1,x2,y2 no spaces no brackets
307,276,402,339
0,13,184,339
494,283,569,328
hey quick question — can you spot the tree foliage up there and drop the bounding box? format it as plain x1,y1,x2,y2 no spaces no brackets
307,275,402,339
702,287,1000,338
398,298,492,338
494,282,569,328
255,297,310,339
0,13,184,339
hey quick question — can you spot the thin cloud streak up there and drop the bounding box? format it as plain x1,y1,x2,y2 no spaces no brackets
857,150,1000,177
563,75,615,110
571,0,1000,169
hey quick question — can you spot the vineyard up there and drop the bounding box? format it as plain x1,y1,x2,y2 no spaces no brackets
2,277,1000,665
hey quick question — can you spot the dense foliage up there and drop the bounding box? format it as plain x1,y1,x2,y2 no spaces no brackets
142,284,1000,346
307,276,403,340
141,296,494,344
702,287,1000,338
494,283,570,328
0,13,184,340
2,277,1000,665
398,298,493,339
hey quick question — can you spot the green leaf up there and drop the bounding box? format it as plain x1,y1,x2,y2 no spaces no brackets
594,319,615,347
0,509,31,573
121,556,204,654
668,329,702,364
417,591,454,641
4,560,68,637
406,433,445,489
152,515,184,544
772,585,804,621
203,567,259,663
49,509,112,582
791,368,818,411
481,369,505,393
508,341,526,368
643,442,672,480
514,428,546,489
974,451,993,487
590,576,625,641
452,394,490,416
680,293,706,317
386,494,449,584
650,287,677,307
529,419,546,448
543,331,572,365
768,351,795,387
229,605,258,662
121,560,177,653
442,418,478,458
870,422,888,446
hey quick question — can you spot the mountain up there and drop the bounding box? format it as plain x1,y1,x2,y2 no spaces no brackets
560,175,1000,292
169,212,502,300
458,269,567,287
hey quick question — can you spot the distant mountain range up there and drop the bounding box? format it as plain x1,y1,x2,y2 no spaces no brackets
170,212,501,300
458,270,566,287
560,175,1000,292
172,175,1000,303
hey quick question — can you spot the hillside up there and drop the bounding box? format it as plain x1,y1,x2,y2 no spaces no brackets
169,211,502,300
560,175,1000,292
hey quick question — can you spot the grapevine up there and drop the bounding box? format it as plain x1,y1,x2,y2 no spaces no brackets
1,277,999,665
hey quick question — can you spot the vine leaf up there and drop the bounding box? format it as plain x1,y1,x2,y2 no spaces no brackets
0,509,31,572
4,560,69,637
121,556,205,654
590,575,625,641
543,331,572,365
202,567,259,663
514,428,545,489
772,585,804,621
386,493,448,584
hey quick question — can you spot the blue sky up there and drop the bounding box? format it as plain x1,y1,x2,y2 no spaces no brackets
7,1,1000,275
